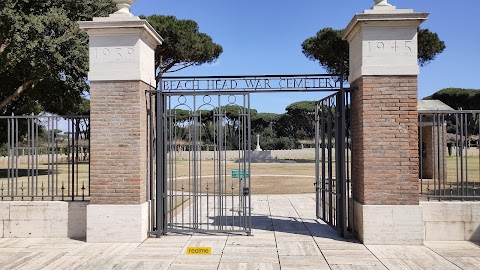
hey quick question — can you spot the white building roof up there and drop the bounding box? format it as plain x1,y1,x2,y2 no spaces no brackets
418,100,455,111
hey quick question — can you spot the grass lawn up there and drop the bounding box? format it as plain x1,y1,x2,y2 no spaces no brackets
420,156,480,198
166,160,316,195
446,156,480,181
0,163,89,199
1,155,479,198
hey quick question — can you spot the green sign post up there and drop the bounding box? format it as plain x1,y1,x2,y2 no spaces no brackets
231,169,250,179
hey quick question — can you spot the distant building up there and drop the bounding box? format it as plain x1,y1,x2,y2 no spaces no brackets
418,100,455,179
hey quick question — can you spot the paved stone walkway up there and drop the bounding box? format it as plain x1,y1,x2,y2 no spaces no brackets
0,194,479,270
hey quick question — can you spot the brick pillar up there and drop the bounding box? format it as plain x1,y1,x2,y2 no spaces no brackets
79,7,162,243
343,3,428,245
351,76,419,205
89,81,149,205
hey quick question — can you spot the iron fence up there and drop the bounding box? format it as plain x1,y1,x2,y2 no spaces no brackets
0,115,89,201
315,89,353,236
419,110,480,201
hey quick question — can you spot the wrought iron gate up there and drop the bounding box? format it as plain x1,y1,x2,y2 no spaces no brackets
149,91,252,235
315,90,353,236
147,74,350,237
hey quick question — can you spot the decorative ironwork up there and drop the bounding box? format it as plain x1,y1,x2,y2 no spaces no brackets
149,91,252,235
0,115,90,201
149,73,350,237
315,90,353,237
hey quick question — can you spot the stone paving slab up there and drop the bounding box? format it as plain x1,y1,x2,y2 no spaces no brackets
279,255,330,270
424,241,480,270
112,261,172,270
169,264,218,270
173,254,222,264
277,240,322,256
0,195,479,270
220,253,279,263
217,262,280,270
367,245,462,269
40,255,90,270
322,249,385,267
329,265,388,270
315,242,367,251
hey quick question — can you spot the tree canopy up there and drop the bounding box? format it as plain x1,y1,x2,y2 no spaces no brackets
302,27,446,76
285,101,316,114
424,88,480,110
144,15,223,85
159,100,321,151
417,29,447,67
0,0,116,116
0,3,223,115
301,28,348,75
252,113,281,128
423,88,480,136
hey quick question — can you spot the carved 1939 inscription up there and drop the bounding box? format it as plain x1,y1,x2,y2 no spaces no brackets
367,40,413,54
91,47,136,62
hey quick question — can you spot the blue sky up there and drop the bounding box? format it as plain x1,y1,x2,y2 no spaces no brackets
131,0,480,114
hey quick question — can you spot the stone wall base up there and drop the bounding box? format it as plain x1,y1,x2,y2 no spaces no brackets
420,201,480,241
354,201,424,245
0,201,87,239
87,202,149,243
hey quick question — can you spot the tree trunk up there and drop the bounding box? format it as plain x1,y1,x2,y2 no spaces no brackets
0,79,38,111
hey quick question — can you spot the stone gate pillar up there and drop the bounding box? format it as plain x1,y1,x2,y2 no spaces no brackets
342,2,428,245
79,3,162,243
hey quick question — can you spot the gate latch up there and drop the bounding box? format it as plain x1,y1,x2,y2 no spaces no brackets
243,187,250,196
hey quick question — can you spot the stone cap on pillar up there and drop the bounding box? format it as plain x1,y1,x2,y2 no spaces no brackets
78,1,163,86
342,2,429,83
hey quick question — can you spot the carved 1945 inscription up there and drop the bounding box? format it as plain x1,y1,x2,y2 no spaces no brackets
367,41,413,54
91,47,135,62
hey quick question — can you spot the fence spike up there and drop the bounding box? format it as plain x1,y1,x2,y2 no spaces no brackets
20,182,25,200
81,181,85,201
41,182,45,200
61,181,65,201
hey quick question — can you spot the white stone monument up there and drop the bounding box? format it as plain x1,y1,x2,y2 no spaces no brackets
255,134,262,151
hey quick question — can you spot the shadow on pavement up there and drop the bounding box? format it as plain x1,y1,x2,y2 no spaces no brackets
209,214,358,242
